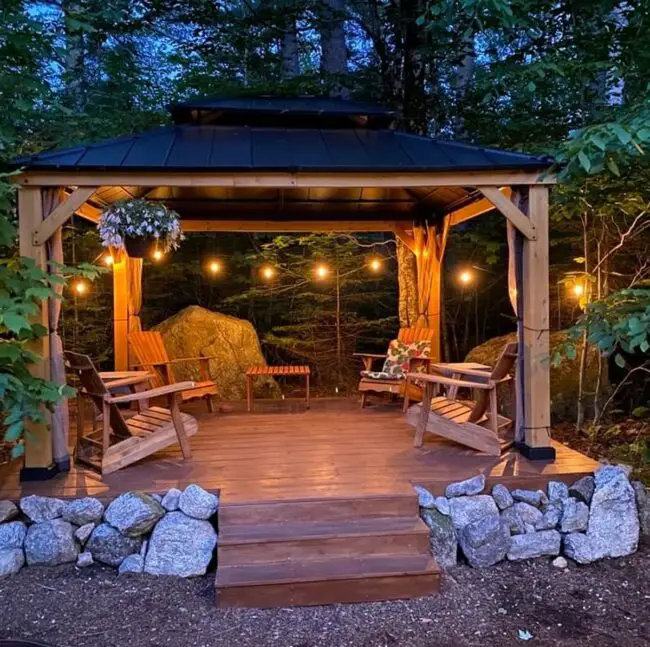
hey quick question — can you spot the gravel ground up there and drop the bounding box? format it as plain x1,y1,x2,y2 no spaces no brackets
1,545,649,647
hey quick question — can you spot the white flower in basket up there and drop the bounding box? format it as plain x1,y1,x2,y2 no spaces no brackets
98,199,184,252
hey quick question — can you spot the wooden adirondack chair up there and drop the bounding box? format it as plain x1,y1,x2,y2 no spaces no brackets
406,342,518,456
355,327,436,408
65,351,199,475
129,331,218,413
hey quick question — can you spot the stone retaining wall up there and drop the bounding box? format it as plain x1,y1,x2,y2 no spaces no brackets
0,485,218,580
416,464,649,570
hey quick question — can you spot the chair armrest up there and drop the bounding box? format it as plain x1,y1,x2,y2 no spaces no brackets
166,356,217,364
438,366,493,379
406,373,492,390
353,353,387,359
106,381,195,404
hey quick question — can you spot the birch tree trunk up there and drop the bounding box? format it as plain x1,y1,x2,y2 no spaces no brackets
396,238,418,328
281,16,299,78
319,0,347,76
63,0,86,112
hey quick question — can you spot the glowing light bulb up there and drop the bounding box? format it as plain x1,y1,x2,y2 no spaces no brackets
104,254,114,266
261,265,275,280
459,270,473,285
152,249,164,262
209,260,221,275
369,258,382,272
314,263,329,279
74,281,88,295
573,283,584,297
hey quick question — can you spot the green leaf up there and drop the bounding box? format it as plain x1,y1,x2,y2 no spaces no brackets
2,312,30,334
578,150,591,173
614,353,626,368
606,158,621,176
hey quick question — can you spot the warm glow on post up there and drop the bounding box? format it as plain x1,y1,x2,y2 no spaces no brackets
152,249,164,262
314,263,329,280
369,257,382,272
104,254,114,266
459,270,473,286
209,260,221,275
261,265,275,281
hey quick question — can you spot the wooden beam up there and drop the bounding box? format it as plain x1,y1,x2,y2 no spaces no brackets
521,185,552,453
448,187,513,227
113,251,129,371
17,187,54,472
75,201,101,223
477,186,536,240
32,187,97,245
15,169,557,188
391,223,416,252
180,219,402,233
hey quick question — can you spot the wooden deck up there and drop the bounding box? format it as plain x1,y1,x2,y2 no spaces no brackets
0,398,599,503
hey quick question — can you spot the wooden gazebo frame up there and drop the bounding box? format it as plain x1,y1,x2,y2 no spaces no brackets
13,97,555,480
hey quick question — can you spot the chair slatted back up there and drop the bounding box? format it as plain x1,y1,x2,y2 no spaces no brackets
468,342,518,423
64,351,131,438
129,331,175,388
398,327,436,344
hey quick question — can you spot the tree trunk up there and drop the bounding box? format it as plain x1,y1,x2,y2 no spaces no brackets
452,38,475,138
401,0,427,134
319,0,348,89
62,0,86,112
396,238,418,328
280,16,299,78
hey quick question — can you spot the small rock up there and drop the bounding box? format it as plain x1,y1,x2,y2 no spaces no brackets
74,523,95,546
569,476,595,504
76,551,94,568
445,474,486,498
547,481,569,503
104,492,165,537
507,530,561,560
552,556,568,569
535,505,562,531
144,511,217,577
0,549,25,579
0,500,19,523
632,481,650,538
512,502,543,526
62,497,104,525
511,489,547,507
119,554,144,574
140,538,148,558
458,514,510,568
414,485,436,509
492,484,514,510
19,495,65,522
161,488,182,512
151,493,163,503
178,484,219,520
420,508,457,569
433,497,451,516
24,519,78,566
560,497,589,533
594,464,630,486
0,521,27,550
501,507,527,535
86,523,142,567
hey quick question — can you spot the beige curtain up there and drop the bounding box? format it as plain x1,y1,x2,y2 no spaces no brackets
127,257,143,366
42,188,70,471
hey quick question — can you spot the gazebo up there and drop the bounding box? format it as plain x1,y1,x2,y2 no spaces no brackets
13,96,556,481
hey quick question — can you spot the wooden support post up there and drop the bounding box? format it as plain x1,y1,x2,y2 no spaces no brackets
113,250,129,371
519,185,554,460
18,187,56,478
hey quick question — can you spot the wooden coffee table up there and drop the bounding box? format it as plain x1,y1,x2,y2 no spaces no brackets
246,365,310,412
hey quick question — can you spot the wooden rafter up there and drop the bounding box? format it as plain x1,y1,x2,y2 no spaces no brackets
447,187,513,227
32,187,98,245
477,186,536,240
181,220,404,233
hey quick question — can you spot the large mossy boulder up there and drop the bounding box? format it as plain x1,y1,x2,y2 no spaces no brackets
153,306,279,400
465,331,605,421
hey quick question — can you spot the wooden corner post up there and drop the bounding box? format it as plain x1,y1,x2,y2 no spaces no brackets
519,185,554,460
18,187,56,478
113,249,130,371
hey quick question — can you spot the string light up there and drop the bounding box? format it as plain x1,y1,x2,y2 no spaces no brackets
103,254,114,266
573,283,584,297
368,257,382,272
260,265,276,281
152,249,164,262
459,270,473,286
208,260,222,275
314,263,329,280
73,281,88,296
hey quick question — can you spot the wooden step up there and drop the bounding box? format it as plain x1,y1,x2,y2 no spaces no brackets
219,493,418,526
216,554,440,608
218,516,430,564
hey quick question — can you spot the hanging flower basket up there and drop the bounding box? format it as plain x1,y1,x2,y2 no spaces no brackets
98,199,183,258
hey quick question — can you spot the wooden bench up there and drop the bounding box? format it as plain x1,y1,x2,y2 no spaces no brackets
246,365,310,412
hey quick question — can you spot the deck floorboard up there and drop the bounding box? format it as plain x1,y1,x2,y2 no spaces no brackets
0,398,599,502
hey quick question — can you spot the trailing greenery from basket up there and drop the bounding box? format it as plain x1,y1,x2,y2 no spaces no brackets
0,205,101,458
99,199,183,251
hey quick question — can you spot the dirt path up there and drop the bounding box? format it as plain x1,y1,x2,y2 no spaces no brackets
1,545,648,647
